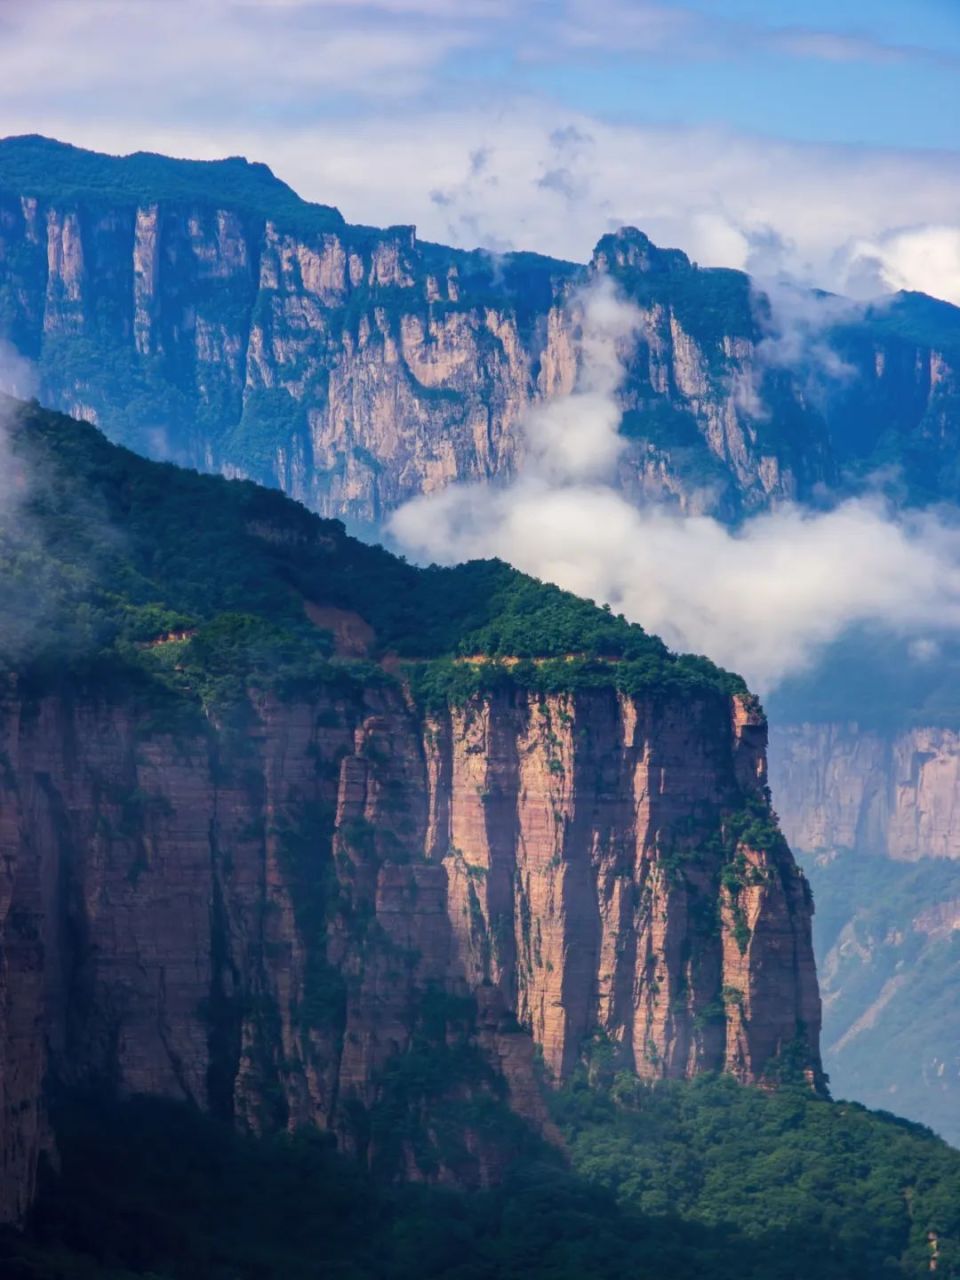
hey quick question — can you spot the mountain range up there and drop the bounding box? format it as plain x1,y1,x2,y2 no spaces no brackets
1,133,960,1276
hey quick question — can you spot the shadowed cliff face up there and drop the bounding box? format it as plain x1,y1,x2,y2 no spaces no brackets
0,362,821,1226
0,678,820,1224
1,137,957,528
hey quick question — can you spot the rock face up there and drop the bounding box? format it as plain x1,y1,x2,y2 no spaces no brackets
769,721,960,1145
770,723,960,861
0,676,820,1223
1,137,957,527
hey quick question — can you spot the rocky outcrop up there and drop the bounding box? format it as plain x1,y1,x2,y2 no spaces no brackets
1,138,956,527
770,723,960,860
0,676,820,1223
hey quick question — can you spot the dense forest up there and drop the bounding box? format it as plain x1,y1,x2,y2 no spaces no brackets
0,133,346,236
4,1075,959,1280
0,397,744,712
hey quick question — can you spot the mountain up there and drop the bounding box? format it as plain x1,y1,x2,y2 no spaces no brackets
7,1077,960,1280
0,398,820,1227
0,134,958,529
761,629,960,1139
799,851,960,1145
3,134,960,1144
3,401,960,1280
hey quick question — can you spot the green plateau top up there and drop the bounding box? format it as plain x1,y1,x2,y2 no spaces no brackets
0,397,746,710
0,133,346,235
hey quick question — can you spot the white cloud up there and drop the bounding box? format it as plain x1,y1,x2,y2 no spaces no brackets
908,636,941,663
0,345,37,517
733,280,863,418
389,280,960,691
0,342,37,402
845,226,960,306
0,0,476,102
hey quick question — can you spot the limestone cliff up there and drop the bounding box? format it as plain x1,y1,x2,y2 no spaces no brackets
0,135,956,527
769,722,960,861
0,678,820,1224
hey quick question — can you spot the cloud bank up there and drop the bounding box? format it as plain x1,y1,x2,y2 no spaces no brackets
389,281,960,691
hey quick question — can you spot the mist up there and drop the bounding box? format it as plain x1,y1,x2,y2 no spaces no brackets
389,279,960,692
0,344,36,511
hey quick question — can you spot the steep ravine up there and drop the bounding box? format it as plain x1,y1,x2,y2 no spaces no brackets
0,678,820,1224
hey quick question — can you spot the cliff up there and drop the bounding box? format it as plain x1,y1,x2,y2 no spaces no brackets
770,722,960,861
0,402,821,1223
0,678,818,1223
0,135,957,527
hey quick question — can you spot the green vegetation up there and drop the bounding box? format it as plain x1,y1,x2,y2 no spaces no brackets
593,230,756,349
358,988,537,1181
556,1072,960,1279
0,399,745,714
861,292,960,359
0,134,344,234
5,1077,960,1279
272,800,345,1034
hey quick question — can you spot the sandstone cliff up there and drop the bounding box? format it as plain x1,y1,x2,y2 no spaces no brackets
768,720,960,1145
0,135,956,527
0,676,820,1224
0,399,821,1226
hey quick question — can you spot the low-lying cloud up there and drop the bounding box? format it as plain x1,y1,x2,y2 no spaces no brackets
389,280,960,691
845,225,960,306
734,279,863,418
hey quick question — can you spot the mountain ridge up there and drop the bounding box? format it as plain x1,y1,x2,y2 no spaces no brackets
1,134,957,531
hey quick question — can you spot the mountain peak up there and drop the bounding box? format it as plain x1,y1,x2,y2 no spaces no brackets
591,225,691,275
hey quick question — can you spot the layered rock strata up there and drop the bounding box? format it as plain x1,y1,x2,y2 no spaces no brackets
0,140,956,526
0,678,820,1222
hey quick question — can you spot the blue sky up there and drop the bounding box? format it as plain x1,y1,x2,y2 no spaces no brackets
453,0,960,150
1,0,958,298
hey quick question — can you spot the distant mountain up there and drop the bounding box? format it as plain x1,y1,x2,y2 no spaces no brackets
801,851,960,1145
0,134,957,530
